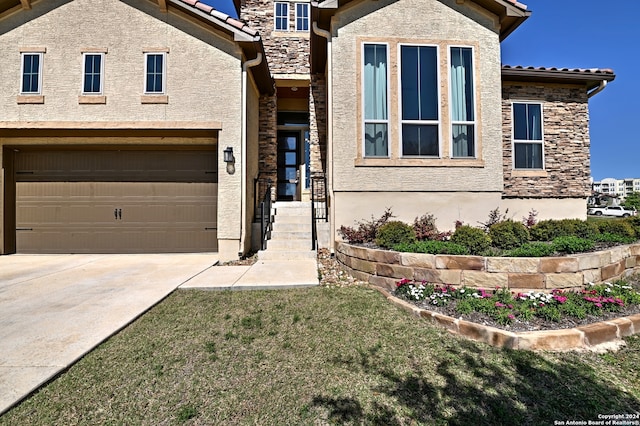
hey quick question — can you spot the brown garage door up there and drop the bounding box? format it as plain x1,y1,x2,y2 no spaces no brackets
15,149,218,253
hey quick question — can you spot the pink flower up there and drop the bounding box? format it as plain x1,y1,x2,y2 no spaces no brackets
508,314,515,320
495,302,505,308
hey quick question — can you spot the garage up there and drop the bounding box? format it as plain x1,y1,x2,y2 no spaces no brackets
12,147,218,254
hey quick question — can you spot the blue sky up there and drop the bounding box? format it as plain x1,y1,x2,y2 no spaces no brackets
205,0,637,180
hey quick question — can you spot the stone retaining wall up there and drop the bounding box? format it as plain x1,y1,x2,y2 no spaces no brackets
336,242,640,292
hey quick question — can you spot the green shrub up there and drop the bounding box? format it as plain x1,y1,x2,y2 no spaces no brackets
375,221,416,249
530,219,597,241
591,233,637,245
505,242,556,257
393,240,469,255
624,216,640,239
451,225,491,255
596,219,636,239
488,220,530,250
338,208,393,243
552,236,594,254
412,213,440,241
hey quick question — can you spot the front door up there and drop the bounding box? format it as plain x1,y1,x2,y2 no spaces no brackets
277,131,300,201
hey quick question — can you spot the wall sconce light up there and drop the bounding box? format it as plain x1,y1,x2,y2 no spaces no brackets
223,147,235,163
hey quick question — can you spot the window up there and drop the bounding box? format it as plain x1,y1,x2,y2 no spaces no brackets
274,2,289,31
400,45,439,157
144,53,165,94
513,102,543,169
363,43,389,157
295,3,309,31
82,53,104,94
21,53,42,94
450,47,475,158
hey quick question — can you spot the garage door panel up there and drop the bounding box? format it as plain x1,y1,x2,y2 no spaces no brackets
15,149,218,253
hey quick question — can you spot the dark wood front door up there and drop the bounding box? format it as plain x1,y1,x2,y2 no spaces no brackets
277,131,300,201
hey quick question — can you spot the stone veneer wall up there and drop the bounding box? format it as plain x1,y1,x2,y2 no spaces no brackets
258,94,277,191
337,242,640,292
309,74,327,175
241,0,310,75
502,83,591,198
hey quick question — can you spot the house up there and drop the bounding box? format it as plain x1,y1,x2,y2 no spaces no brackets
0,0,273,261
308,0,615,242
0,0,615,260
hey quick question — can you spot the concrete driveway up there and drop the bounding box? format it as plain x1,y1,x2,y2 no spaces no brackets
0,253,218,415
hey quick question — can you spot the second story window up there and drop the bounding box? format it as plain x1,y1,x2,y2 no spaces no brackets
295,3,309,31
144,53,165,94
82,53,104,94
274,2,289,31
21,53,43,94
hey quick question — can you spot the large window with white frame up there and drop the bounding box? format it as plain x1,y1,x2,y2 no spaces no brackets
144,53,165,94
363,43,389,158
399,45,439,157
82,53,104,94
449,46,476,158
21,52,43,94
512,102,544,169
295,3,309,31
274,2,289,31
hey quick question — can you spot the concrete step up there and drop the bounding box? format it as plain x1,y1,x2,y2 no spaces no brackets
266,239,312,251
274,207,312,216
271,222,311,233
273,215,309,224
270,231,312,240
258,249,317,260
273,201,311,209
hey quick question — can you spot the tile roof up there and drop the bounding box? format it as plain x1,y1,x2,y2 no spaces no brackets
502,65,615,76
171,0,259,39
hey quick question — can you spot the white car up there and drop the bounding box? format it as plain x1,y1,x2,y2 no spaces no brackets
587,206,637,217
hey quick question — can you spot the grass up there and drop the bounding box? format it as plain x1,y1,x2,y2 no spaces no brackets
2,287,640,425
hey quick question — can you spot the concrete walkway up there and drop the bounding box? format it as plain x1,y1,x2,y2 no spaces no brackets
0,253,318,415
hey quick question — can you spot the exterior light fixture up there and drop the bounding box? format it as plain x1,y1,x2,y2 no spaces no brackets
223,146,235,163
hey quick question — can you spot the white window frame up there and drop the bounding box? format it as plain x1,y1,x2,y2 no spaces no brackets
398,43,441,158
512,101,545,170
362,42,391,158
295,3,309,31
144,52,166,94
20,52,43,95
81,53,105,95
448,45,477,158
274,2,289,31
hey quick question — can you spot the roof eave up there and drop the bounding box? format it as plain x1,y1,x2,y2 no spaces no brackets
502,67,616,91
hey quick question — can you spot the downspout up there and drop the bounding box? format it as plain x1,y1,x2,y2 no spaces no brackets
312,21,335,253
240,53,263,257
587,80,607,98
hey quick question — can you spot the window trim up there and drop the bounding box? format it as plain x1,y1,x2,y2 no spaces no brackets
274,2,289,31
143,52,166,95
294,3,309,31
448,45,477,159
361,42,391,158
81,52,105,95
398,43,442,158
511,100,545,170
20,52,43,95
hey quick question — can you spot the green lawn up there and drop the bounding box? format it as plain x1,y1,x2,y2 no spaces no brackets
2,287,640,425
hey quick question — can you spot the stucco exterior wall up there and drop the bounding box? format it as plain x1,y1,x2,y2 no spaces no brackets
0,0,249,258
501,82,591,199
329,0,504,193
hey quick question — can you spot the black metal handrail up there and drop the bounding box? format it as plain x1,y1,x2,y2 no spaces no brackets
311,174,328,250
254,177,273,250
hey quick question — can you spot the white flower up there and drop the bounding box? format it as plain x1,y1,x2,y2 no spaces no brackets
605,282,613,287
459,289,465,294
605,288,611,293
588,282,595,286
432,300,438,305
430,294,436,299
